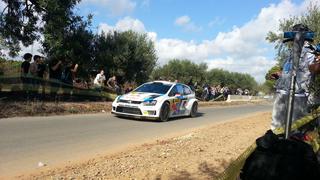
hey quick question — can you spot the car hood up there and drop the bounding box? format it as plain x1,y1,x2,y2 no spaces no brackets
119,92,164,102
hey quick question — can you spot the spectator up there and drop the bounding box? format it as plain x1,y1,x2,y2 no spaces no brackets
49,59,63,98
124,82,134,94
244,89,249,95
29,55,40,77
20,53,32,96
94,70,106,91
194,81,198,89
187,77,194,90
61,61,78,96
37,57,47,79
61,61,77,85
37,57,47,99
107,76,121,95
71,63,79,83
49,59,63,80
29,55,41,97
271,24,316,130
223,86,230,100
236,88,243,95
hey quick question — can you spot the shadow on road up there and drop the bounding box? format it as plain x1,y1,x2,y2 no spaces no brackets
115,112,205,123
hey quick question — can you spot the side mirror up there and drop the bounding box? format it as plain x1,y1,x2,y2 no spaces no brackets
175,93,181,97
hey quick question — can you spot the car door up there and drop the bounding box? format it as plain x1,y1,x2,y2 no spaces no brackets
168,84,187,116
183,85,194,115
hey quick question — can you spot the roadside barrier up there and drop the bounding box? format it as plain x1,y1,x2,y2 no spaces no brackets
217,108,320,180
0,75,117,100
226,95,271,102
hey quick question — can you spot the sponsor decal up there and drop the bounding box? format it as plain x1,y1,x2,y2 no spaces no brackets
143,111,148,115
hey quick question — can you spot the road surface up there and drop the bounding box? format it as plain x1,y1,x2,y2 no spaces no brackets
0,104,272,176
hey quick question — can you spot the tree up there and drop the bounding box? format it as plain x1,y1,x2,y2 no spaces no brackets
151,59,208,84
93,30,157,84
263,65,281,93
206,68,258,91
265,3,320,94
151,59,258,93
266,4,320,64
0,0,82,57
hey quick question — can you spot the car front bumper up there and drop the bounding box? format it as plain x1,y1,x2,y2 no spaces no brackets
111,102,160,120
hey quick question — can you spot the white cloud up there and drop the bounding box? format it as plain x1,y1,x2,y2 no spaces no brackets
174,15,202,32
175,16,191,26
98,16,146,33
96,0,311,82
98,16,157,42
155,0,314,82
205,57,277,82
82,0,136,16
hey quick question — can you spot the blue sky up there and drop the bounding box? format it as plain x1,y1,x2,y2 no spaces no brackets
78,0,303,41
1,0,316,83
75,0,316,83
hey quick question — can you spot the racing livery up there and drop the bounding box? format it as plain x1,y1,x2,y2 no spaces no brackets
111,81,198,121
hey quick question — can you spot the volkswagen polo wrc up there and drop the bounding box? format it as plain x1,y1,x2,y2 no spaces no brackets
111,81,198,121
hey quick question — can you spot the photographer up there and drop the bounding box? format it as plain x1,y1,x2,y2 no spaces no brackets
271,24,316,130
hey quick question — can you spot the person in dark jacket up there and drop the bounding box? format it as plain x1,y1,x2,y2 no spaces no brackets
21,53,32,96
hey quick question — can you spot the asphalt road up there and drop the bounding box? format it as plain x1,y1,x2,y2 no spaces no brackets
0,104,272,176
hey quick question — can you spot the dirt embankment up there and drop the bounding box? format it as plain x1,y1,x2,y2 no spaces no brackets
15,112,271,180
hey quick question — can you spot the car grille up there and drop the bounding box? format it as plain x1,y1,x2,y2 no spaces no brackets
119,99,142,104
116,106,142,115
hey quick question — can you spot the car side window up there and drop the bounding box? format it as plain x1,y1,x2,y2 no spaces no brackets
176,85,184,95
183,85,192,95
169,86,179,96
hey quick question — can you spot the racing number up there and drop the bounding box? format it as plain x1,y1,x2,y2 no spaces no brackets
176,85,187,114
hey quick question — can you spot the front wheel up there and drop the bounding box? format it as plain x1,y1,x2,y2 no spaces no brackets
190,102,198,118
159,102,170,122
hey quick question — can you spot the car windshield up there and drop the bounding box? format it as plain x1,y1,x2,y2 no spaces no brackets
134,82,172,94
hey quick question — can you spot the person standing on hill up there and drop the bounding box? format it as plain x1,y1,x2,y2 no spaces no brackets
29,55,41,97
49,59,63,98
20,53,32,96
37,56,47,99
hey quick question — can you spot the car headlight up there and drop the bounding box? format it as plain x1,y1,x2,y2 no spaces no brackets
143,100,157,106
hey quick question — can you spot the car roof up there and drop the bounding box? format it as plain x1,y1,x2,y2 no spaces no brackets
152,80,174,85
151,81,188,87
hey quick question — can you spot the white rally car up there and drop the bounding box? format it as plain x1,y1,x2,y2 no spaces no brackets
111,81,198,121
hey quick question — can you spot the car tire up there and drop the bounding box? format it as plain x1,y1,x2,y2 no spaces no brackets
190,102,198,118
159,102,170,122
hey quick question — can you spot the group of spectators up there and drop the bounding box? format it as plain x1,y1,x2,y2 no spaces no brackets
20,53,49,98
20,52,127,99
92,70,122,95
186,78,251,101
20,53,81,99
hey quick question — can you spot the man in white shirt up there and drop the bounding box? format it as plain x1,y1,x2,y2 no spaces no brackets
94,70,106,91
